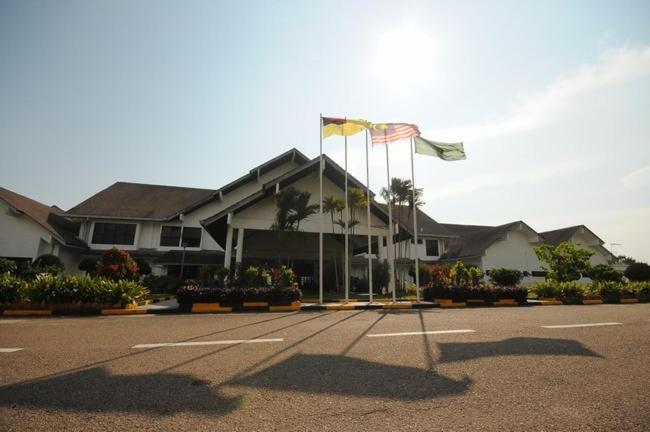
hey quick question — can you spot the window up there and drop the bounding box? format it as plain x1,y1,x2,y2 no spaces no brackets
425,239,439,256
160,226,181,247
181,227,202,247
92,223,137,245
160,226,202,247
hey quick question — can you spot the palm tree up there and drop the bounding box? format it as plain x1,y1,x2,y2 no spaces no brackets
271,187,299,232
347,187,367,235
290,190,319,231
381,177,425,292
323,195,344,234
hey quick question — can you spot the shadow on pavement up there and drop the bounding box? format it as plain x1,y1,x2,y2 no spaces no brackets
0,366,241,416
437,337,603,363
229,353,472,400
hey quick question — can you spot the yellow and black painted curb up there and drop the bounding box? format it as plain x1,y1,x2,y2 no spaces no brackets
137,295,176,307
189,301,302,313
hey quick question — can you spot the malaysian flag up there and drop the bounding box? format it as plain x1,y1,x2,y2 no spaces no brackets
370,123,420,145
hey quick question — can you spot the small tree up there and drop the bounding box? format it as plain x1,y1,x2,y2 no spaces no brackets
624,262,650,282
78,258,99,274
409,262,433,286
534,242,594,282
587,264,622,282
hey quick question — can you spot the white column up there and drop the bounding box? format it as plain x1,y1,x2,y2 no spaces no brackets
378,235,386,260
235,228,244,265
224,215,234,269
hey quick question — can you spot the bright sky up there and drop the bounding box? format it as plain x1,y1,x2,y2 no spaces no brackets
1,1,649,262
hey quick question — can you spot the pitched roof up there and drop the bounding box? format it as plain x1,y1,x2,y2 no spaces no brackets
0,187,87,249
65,148,310,220
66,182,216,220
201,155,400,247
382,205,457,238
440,221,533,260
538,225,598,246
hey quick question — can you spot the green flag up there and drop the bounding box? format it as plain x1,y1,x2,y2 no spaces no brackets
414,136,466,161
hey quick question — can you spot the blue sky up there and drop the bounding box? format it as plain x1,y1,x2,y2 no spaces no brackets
1,0,649,261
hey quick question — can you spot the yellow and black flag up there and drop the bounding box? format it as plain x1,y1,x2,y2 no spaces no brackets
322,117,372,138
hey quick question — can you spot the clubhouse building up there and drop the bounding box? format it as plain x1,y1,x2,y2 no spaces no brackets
0,148,615,290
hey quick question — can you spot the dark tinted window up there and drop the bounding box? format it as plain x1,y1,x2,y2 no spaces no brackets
425,239,439,256
92,223,136,245
182,227,202,247
160,226,181,247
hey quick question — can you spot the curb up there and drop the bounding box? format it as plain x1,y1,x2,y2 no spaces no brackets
2,309,52,316
101,308,148,315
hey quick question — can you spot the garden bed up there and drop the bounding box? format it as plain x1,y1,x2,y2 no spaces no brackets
176,285,302,312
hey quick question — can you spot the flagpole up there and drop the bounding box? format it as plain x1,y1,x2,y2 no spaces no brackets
344,133,349,303
385,140,396,303
319,114,324,304
410,136,420,302
365,129,373,303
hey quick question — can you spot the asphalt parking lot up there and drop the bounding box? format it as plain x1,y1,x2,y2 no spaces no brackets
1,304,649,431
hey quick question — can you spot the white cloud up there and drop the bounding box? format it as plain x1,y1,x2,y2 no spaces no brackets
621,165,650,189
429,46,650,142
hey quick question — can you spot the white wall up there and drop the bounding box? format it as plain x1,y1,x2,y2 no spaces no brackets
0,200,52,259
482,229,543,272
233,173,390,237
572,231,610,266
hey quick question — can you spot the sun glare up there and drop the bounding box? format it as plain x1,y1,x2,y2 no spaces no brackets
372,26,437,88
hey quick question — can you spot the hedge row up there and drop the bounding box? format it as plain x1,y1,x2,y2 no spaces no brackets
530,280,650,303
0,273,148,306
422,285,529,303
176,285,302,306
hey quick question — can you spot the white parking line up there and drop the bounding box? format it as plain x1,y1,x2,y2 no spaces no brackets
542,322,623,329
367,329,476,338
0,320,25,324
0,348,23,353
132,338,284,348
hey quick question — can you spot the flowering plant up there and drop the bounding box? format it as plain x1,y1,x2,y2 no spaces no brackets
96,248,140,281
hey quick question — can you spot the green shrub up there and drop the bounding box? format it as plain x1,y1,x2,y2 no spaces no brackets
587,264,622,282
142,274,184,294
0,258,17,275
25,274,148,306
530,280,562,299
590,281,625,303
629,282,650,301
78,258,99,274
624,262,650,282
489,268,523,286
238,266,265,287
177,285,302,306
558,281,586,303
33,254,64,270
409,263,433,286
0,273,27,304
372,261,390,291
450,261,482,286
